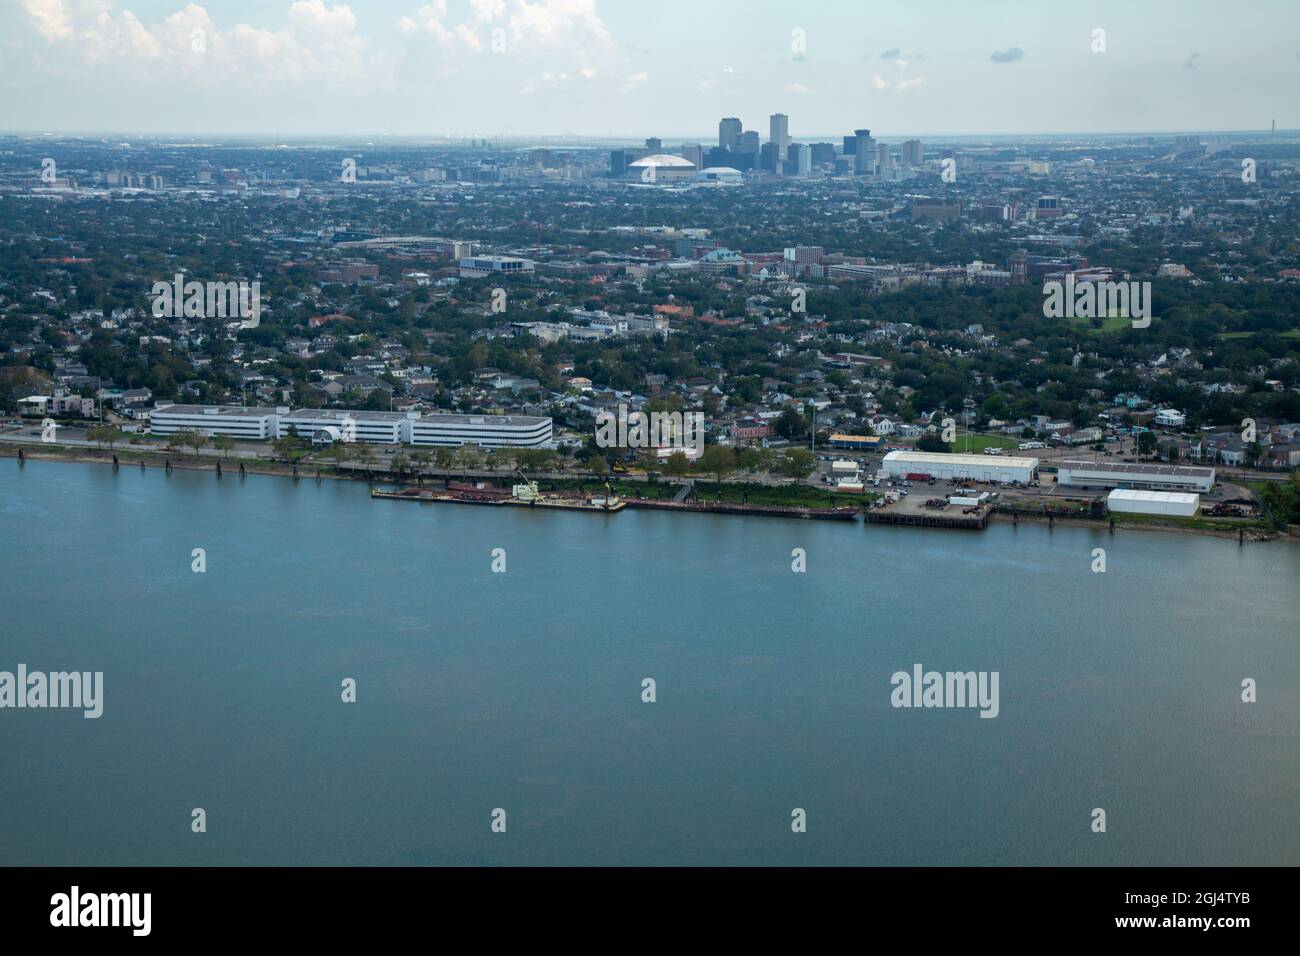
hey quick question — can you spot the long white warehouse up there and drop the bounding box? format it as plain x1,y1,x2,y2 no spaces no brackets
881,450,1039,484
1057,460,1214,493
1107,489,1200,516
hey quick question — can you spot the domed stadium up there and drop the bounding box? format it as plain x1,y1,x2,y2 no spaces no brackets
627,153,696,181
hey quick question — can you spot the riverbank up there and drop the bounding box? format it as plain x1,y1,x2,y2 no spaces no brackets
5,442,1292,540
988,508,1283,541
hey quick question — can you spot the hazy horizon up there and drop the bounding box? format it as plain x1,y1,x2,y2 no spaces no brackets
3,0,1298,138
4,128,1298,145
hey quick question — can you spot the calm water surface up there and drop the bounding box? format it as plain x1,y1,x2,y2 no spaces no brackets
1,460,1297,865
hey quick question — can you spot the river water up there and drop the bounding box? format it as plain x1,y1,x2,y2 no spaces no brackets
1,460,1296,865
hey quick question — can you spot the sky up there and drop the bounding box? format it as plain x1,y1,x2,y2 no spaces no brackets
1,0,1298,140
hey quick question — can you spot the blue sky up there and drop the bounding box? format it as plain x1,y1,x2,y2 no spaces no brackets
2,0,1297,138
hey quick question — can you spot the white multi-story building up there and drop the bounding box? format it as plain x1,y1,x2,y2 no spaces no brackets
1153,409,1187,429
149,404,281,440
277,409,417,445
411,413,552,449
458,256,535,278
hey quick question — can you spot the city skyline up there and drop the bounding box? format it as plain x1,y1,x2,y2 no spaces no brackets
3,0,1298,138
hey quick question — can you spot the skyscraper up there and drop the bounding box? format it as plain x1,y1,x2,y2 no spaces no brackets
901,139,924,166
854,129,873,174
719,117,742,151
769,114,790,173
795,143,812,176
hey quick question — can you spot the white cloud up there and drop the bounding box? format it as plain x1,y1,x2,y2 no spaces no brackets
288,0,357,34
871,73,925,94
23,0,73,40
471,0,507,20
17,1,380,90
400,3,482,49
784,82,813,94
618,70,648,93
507,0,610,49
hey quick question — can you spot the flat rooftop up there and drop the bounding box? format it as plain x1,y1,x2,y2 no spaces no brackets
152,404,279,417
1060,460,1213,478
1108,489,1200,504
884,450,1040,469
415,413,550,426
282,409,410,422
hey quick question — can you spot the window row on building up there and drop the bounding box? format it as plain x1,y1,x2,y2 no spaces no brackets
148,405,552,449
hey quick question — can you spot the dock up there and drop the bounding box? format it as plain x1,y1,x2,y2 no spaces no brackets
371,486,624,512
624,498,859,521
863,496,989,529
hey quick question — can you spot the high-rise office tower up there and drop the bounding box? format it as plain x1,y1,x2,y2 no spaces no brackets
645,137,662,152
681,144,703,169
769,114,790,173
877,142,892,175
795,143,812,176
810,143,836,166
901,139,924,165
854,129,873,174
719,117,742,151
739,130,760,156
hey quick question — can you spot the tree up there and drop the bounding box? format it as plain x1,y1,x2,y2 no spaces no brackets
697,444,735,485
517,448,555,472
272,435,304,459
212,434,236,458
662,451,690,477
917,433,952,453
87,424,124,450
167,429,204,457
457,446,483,471
735,446,769,473
781,448,817,483
183,431,208,458
776,408,809,441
